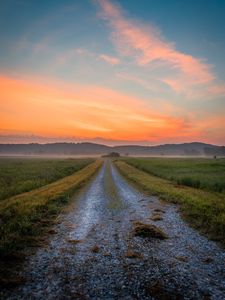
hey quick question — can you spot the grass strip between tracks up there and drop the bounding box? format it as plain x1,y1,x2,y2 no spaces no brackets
0,160,102,257
115,160,225,247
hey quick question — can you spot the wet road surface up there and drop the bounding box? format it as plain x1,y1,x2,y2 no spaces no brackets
2,160,225,299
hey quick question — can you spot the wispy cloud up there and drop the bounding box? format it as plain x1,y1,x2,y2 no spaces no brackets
96,0,224,97
99,54,120,65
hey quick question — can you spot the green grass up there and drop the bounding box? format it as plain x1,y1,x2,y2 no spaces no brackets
0,160,102,257
115,160,225,246
0,157,94,201
122,157,225,194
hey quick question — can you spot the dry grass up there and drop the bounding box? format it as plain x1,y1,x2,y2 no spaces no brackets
0,160,102,257
115,160,225,246
133,221,168,239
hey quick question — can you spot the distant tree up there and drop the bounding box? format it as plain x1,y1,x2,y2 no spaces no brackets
102,152,120,157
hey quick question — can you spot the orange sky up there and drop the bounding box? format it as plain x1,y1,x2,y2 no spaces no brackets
0,75,224,145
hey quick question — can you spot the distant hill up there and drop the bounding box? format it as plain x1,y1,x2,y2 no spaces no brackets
0,142,224,156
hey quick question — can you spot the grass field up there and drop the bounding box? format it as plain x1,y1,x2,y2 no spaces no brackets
115,159,225,246
122,157,225,194
0,159,102,257
0,158,94,201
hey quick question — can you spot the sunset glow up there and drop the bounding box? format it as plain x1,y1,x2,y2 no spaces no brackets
0,0,224,145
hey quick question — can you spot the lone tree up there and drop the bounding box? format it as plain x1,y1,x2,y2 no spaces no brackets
103,152,120,157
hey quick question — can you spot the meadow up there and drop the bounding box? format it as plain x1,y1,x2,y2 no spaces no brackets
0,158,101,257
116,158,225,245
0,157,94,201
122,157,225,194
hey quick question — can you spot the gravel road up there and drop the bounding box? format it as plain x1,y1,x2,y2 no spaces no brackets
2,160,225,299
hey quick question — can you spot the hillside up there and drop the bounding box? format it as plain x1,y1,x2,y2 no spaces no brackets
0,142,224,156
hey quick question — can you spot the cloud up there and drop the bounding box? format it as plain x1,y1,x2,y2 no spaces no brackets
99,54,120,65
96,0,224,97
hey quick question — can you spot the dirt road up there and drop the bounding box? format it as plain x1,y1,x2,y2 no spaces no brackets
2,160,225,299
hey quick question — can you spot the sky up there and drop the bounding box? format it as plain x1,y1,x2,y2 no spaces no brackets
0,0,225,146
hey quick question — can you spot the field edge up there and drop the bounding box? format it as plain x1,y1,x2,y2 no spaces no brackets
0,159,102,260
114,160,225,247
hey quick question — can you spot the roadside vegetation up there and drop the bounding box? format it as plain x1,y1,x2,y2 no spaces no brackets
0,158,94,201
115,160,225,246
122,157,225,194
0,159,102,257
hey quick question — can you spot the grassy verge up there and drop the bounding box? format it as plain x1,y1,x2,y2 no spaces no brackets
0,158,94,201
122,157,225,194
103,159,125,210
0,160,102,257
115,160,225,246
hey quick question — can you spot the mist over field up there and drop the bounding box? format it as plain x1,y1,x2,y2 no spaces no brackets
0,141,225,157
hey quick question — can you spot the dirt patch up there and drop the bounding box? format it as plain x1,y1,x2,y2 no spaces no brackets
103,252,111,257
147,281,181,300
151,214,163,221
202,257,214,263
67,239,82,244
133,221,168,239
90,245,100,253
47,229,57,234
154,208,165,213
124,250,143,259
176,256,188,262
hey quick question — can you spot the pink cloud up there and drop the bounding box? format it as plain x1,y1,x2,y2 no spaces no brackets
208,84,225,97
97,0,220,96
99,54,120,65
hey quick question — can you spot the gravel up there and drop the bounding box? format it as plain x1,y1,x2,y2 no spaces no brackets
2,161,225,300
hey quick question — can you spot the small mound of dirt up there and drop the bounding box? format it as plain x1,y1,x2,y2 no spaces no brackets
147,281,181,300
124,250,143,259
90,245,100,253
48,229,57,234
103,252,111,257
151,214,163,221
133,221,168,239
154,208,165,213
67,239,82,244
202,256,213,263
176,256,188,262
